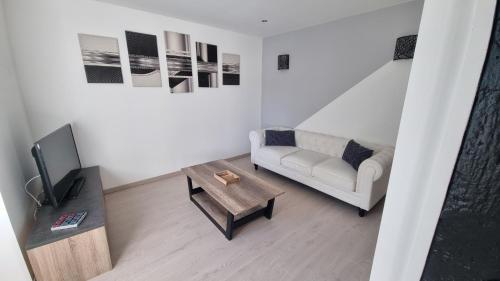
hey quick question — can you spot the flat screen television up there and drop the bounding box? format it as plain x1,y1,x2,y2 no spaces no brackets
31,124,85,208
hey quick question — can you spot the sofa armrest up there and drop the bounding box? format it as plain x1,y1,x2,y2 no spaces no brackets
355,147,395,209
249,130,265,163
358,148,394,182
249,129,264,147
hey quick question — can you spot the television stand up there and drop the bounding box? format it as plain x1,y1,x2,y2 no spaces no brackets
25,166,111,281
68,176,86,199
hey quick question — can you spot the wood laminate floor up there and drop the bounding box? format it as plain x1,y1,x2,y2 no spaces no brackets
92,157,384,281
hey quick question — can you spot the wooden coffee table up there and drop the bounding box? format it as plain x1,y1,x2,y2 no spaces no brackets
181,160,284,240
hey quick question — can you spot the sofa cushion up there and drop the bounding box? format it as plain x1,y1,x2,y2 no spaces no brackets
265,130,296,146
312,157,357,192
281,150,330,176
342,140,374,170
256,146,301,166
295,130,349,157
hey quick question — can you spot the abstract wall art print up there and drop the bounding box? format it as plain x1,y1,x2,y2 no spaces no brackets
125,31,162,87
196,42,218,88
164,31,193,93
222,53,240,85
78,34,123,83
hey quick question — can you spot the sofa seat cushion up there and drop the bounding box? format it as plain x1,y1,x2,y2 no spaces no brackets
312,157,357,192
256,146,301,166
281,150,330,176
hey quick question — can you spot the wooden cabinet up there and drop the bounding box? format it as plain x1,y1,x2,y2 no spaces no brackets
25,167,111,281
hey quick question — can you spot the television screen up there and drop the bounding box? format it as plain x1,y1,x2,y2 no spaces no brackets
32,124,82,208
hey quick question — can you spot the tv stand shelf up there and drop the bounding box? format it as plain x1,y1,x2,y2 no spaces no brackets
25,166,111,281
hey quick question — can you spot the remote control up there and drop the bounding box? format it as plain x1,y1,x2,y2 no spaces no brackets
50,211,87,231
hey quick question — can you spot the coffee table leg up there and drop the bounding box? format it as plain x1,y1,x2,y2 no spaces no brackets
187,176,194,196
265,198,275,219
226,212,235,240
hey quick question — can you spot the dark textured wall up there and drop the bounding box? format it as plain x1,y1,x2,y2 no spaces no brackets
421,3,500,281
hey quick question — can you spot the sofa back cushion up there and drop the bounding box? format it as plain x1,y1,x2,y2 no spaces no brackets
295,130,349,157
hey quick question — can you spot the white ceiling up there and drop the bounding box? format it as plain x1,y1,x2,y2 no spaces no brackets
95,0,414,37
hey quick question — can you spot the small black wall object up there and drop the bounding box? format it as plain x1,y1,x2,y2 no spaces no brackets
394,35,417,60
278,54,289,70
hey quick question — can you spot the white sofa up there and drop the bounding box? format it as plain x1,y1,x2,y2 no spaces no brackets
249,129,394,216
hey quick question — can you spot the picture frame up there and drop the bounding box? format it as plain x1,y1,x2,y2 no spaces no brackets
278,54,289,70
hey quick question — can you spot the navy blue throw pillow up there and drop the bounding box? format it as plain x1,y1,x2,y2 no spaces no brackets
265,130,296,146
342,140,373,170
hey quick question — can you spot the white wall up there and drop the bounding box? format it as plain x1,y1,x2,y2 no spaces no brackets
369,0,496,280
0,0,35,278
261,0,423,128
297,59,412,146
3,0,263,189
0,194,32,281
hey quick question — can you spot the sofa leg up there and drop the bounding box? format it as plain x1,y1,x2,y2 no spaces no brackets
358,208,367,217
254,164,259,171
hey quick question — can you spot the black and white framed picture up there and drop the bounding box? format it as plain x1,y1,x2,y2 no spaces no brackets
164,31,193,93
278,54,289,70
125,31,162,87
196,42,218,88
222,53,240,85
78,34,123,83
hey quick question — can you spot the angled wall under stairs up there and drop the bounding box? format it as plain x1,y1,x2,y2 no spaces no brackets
296,59,413,146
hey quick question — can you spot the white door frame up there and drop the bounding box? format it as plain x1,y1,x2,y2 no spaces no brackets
369,1,496,281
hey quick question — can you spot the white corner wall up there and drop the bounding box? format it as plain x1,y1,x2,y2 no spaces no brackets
297,59,413,146
0,0,35,278
0,194,31,281
262,0,423,129
3,0,263,189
